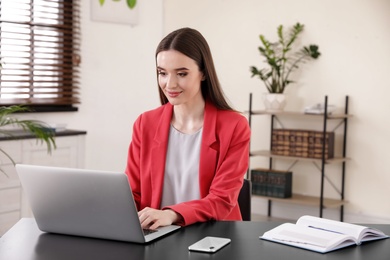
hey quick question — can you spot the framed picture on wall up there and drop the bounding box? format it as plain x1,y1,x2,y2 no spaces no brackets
91,0,139,25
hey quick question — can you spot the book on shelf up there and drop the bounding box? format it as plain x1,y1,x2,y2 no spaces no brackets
260,215,389,253
251,168,292,198
271,129,335,159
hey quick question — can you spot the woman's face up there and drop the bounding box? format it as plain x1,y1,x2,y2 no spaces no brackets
156,50,204,106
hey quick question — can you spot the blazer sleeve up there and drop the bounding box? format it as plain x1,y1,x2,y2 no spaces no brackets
165,114,251,226
125,114,143,209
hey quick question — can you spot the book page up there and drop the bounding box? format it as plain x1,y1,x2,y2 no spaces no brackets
358,228,389,242
296,215,366,242
261,223,356,253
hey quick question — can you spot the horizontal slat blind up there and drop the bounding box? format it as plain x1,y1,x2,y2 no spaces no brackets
0,0,81,107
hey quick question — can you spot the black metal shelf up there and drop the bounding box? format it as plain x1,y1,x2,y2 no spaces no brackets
247,93,350,221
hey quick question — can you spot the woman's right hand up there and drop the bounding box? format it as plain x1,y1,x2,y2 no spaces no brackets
138,207,182,230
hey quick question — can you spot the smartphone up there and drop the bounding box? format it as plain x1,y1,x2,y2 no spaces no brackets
188,236,231,253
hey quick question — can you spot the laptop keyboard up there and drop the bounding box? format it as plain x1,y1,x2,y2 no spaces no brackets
143,229,158,236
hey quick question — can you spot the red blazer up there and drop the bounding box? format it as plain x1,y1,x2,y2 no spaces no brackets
125,102,250,226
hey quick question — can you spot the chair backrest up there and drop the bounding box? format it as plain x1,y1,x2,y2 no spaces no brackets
238,179,251,221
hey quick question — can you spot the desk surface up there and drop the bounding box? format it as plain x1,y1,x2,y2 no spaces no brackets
1,218,389,260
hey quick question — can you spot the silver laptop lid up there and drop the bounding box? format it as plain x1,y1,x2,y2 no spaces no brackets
15,164,169,243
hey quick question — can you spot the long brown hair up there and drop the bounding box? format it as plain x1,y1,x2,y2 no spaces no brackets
155,28,233,111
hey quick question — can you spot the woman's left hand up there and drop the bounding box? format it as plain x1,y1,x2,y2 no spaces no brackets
138,207,181,230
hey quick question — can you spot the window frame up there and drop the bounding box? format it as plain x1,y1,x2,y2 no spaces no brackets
0,0,81,112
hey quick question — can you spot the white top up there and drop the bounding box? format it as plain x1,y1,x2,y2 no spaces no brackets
160,125,202,208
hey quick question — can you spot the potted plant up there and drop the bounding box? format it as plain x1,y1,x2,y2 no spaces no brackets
0,105,56,176
250,22,321,111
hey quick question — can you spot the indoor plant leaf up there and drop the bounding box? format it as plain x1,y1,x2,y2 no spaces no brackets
250,22,321,94
0,106,56,174
127,0,137,9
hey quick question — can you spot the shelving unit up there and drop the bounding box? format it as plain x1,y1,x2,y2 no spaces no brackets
247,93,350,221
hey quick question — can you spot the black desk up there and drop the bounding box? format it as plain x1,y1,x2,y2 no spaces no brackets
1,218,389,260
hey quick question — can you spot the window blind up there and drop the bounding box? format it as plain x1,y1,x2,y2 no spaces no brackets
0,0,81,110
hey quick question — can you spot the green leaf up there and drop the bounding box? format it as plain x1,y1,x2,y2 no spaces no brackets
259,35,269,48
127,0,137,9
99,0,105,6
250,66,259,77
309,45,321,58
0,106,56,154
277,25,284,45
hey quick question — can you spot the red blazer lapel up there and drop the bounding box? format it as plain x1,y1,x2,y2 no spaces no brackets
150,104,173,208
199,102,219,197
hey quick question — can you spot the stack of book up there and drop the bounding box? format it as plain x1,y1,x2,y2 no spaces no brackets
271,129,335,159
251,168,292,198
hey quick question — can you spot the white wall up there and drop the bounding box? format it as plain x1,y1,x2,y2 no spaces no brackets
18,0,390,223
20,0,164,172
163,0,390,222
75,0,163,171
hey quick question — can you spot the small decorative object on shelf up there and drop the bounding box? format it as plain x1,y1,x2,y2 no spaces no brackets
304,103,337,115
271,129,335,159
251,168,292,198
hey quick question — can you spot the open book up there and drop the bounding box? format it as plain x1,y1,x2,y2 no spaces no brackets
260,215,389,253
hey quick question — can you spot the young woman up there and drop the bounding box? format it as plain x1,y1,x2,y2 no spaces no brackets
125,28,250,229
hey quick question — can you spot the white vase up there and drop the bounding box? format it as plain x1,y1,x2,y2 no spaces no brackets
263,93,287,111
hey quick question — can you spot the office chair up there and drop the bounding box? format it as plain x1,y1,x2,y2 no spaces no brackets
238,179,252,221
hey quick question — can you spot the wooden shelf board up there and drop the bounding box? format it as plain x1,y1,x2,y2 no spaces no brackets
252,193,347,208
246,110,352,119
250,150,350,164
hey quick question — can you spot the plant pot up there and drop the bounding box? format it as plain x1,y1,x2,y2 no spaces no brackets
263,93,287,111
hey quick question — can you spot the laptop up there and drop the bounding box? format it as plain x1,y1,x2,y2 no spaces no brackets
15,164,181,243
